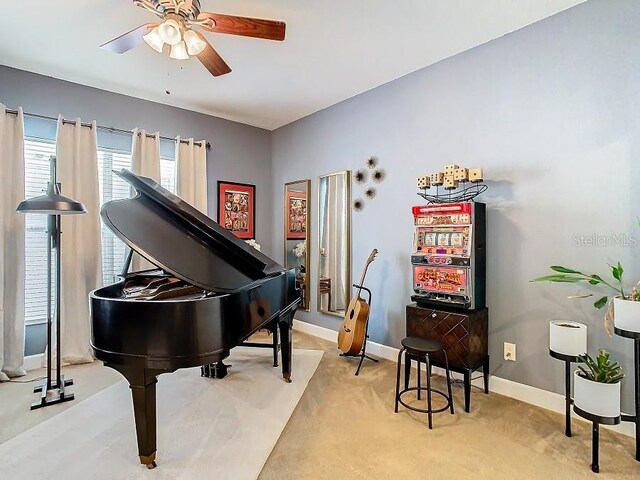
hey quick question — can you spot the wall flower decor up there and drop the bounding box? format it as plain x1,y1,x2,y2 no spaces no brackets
372,168,386,183
353,156,386,213
365,187,376,199
354,169,367,184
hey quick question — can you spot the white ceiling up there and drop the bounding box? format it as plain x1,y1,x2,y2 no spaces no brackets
0,0,586,130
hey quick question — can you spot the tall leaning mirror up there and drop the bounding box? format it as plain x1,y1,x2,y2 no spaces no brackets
317,171,351,317
284,179,311,311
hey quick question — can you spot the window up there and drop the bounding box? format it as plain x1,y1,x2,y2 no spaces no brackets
160,157,176,195
98,149,177,284
97,148,133,285
24,136,177,324
24,139,56,325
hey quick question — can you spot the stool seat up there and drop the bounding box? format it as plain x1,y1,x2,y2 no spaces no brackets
401,336,443,354
394,336,454,429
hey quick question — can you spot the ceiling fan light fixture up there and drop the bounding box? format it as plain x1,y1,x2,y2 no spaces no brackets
158,18,182,46
184,29,206,56
143,26,164,53
169,41,190,60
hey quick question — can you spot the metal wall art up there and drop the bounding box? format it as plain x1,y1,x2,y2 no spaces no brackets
353,156,385,211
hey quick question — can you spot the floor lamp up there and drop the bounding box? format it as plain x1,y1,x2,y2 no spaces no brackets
16,155,87,410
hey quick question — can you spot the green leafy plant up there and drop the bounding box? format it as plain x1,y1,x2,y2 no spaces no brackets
577,349,624,384
532,263,640,310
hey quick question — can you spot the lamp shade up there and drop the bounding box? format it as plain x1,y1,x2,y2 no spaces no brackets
143,26,164,53
159,19,182,46
184,29,206,55
170,41,189,60
16,183,87,215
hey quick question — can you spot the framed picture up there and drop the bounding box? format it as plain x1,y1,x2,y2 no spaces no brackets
217,181,255,239
286,189,307,239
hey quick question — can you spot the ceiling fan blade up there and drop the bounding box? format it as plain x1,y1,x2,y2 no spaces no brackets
197,13,286,41
195,33,232,77
100,23,155,54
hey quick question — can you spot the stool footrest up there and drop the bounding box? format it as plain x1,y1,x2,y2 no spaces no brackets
397,387,452,414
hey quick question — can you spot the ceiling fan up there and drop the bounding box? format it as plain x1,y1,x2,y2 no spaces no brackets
100,0,286,77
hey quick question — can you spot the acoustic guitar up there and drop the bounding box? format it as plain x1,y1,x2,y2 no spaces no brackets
337,248,378,355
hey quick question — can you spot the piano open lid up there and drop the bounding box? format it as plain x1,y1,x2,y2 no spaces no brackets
100,169,285,294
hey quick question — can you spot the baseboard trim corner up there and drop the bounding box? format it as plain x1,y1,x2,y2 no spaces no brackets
292,319,634,437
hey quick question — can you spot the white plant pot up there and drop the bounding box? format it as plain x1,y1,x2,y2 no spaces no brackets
573,371,621,418
614,296,640,333
549,321,587,357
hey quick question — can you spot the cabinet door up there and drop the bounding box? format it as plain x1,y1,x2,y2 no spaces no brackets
406,307,471,368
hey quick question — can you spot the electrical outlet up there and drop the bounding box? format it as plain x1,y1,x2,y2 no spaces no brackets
504,342,516,362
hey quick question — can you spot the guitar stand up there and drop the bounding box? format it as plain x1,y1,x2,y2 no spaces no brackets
340,284,379,376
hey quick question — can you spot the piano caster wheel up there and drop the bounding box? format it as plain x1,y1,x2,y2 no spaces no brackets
146,461,157,470
283,373,292,383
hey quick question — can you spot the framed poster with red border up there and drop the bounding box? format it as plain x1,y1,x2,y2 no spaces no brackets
286,190,307,239
217,181,255,239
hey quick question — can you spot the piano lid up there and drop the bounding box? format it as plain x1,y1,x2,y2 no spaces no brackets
100,169,284,293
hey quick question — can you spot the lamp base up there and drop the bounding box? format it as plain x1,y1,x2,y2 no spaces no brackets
30,375,75,410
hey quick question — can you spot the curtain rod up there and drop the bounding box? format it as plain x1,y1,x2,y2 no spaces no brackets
4,108,211,150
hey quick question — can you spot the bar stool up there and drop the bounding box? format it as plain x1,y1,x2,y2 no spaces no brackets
394,336,454,428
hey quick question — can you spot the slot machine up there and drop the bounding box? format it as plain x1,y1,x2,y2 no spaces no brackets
411,202,486,310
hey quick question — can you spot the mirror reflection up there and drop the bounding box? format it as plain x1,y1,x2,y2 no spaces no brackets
317,171,351,317
284,179,311,311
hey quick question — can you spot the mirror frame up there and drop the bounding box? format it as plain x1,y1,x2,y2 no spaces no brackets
284,179,311,311
317,170,351,317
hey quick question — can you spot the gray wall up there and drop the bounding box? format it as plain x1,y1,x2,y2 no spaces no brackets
0,66,273,252
0,66,273,355
271,0,640,409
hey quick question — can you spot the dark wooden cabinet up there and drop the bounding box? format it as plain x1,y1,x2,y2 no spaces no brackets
406,304,489,412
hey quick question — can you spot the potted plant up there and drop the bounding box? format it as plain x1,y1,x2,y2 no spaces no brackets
533,263,640,334
573,349,624,418
549,320,587,357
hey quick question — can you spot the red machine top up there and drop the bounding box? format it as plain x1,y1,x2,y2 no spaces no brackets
412,202,472,226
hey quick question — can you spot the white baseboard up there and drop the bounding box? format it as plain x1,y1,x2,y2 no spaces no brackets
293,319,635,437
23,353,44,372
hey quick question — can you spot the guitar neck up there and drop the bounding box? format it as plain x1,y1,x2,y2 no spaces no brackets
356,264,370,297
355,249,377,298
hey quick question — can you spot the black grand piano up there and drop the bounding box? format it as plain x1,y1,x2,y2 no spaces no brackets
90,170,300,469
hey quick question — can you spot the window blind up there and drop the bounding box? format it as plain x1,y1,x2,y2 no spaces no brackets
24,139,56,325
24,137,177,323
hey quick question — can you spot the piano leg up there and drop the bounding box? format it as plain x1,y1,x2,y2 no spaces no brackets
271,323,279,368
278,311,294,383
108,364,163,468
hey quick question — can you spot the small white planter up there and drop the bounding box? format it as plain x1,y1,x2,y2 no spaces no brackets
614,296,640,333
549,321,587,356
573,371,621,418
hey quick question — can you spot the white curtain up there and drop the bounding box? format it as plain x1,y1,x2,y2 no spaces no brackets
131,128,160,181
130,128,160,271
0,105,26,380
56,117,102,364
176,137,208,214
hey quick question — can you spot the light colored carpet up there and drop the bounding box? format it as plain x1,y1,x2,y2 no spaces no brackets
259,333,639,480
2,331,638,479
0,348,323,480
